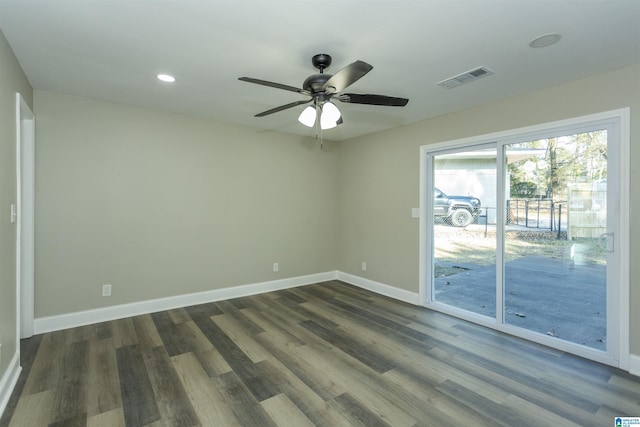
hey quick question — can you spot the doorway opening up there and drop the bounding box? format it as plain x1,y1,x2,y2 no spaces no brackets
16,93,35,340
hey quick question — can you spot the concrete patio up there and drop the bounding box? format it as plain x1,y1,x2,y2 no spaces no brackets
435,255,606,350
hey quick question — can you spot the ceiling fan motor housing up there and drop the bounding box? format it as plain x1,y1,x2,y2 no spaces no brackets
303,73,333,94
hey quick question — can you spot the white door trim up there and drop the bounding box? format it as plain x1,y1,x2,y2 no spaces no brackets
16,93,35,340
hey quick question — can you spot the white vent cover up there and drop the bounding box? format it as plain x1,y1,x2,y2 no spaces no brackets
437,66,494,89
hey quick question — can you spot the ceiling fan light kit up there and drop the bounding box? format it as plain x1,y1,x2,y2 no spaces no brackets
239,53,409,135
320,102,341,129
298,105,316,127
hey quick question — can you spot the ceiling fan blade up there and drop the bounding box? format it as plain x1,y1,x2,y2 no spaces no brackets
254,99,312,117
239,77,310,96
338,93,409,107
322,60,373,94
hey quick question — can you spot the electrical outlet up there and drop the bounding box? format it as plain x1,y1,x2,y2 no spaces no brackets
273,262,279,272
361,261,367,271
102,284,112,297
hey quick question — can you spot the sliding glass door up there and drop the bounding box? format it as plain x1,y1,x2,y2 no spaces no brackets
430,146,496,319
423,112,626,366
503,131,609,351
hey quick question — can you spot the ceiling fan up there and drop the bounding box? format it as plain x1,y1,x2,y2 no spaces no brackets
238,54,409,131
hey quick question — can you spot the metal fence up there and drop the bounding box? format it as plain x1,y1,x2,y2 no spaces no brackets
471,200,566,239
506,199,565,238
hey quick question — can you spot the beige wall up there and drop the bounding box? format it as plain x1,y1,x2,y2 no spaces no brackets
23,62,640,366
0,29,33,382
338,64,639,354
34,91,338,317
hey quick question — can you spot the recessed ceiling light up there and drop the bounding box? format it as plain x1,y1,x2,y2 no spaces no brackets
157,74,176,83
529,33,562,48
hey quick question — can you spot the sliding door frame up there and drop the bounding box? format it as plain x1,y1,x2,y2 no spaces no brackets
419,108,630,370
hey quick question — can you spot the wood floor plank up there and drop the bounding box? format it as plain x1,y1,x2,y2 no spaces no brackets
5,280,640,426
261,393,315,427
242,308,306,348
332,392,394,427
141,346,199,426
111,318,139,349
7,390,54,427
192,347,233,377
86,407,125,427
116,345,161,427
212,313,270,363
21,332,65,395
131,314,164,349
301,297,434,361
609,372,640,392
254,355,354,427
253,335,346,401
436,379,535,427
307,302,513,407
50,340,89,424
176,321,216,354
171,352,241,426
425,346,604,426
215,300,266,335
86,338,122,417
501,394,582,427
193,314,281,401
540,364,640,415
216,371,278,427
300,320,396,373
228,306,266,335
150,311,193,357
167,308,192,325
0,335,43,426
47,413,87,427
281,342,419,426
183,301,224,320
381,368,497,426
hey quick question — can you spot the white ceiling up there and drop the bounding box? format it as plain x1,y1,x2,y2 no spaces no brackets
1,0,639,141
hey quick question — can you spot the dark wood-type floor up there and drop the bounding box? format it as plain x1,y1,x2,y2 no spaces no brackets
2,280,639,426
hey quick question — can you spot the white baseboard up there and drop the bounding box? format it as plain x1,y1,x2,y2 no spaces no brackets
34,271,338,334
26,271,640,378
629,354,640,377
0,352,21,420
337,272,421,305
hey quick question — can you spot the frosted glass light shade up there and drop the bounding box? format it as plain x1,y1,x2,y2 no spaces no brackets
298,106,316,127
320,102,340,130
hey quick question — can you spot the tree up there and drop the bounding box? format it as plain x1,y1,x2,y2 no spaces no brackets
507,130,607,201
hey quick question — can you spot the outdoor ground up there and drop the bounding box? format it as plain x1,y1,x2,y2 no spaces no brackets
433,224,607,351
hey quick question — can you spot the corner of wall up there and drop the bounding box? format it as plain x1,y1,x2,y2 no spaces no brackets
0,352,21,419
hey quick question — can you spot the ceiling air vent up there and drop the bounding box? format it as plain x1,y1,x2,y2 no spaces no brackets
437,66,494,89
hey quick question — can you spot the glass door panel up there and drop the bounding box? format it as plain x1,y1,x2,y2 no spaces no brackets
503,131,608,350
432,147,497,318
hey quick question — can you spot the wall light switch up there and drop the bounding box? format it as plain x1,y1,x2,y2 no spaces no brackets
10,204,17,223
411,207,420,218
